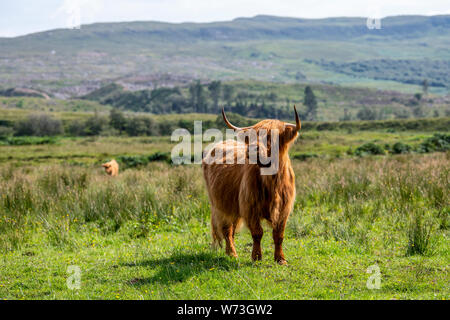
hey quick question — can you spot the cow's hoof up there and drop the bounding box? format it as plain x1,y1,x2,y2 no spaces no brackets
252,254,262,261
277,259,288,266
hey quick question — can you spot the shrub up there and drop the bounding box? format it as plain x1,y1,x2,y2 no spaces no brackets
83,115,107,136
125,116,159,136
117,152,171,168
117,155,149,168
14,113,62,136
418,133,450,153
0,126,14,137
66,115,108,136
66,120,86,136
0,136,57,146
109,108,126,133
346,147,354,155
391,142,412,154
356,107,378,120
292,153,319,161
148,152,171,163
354,143,385,156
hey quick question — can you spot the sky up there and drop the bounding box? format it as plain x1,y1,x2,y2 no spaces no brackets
1,0,450,37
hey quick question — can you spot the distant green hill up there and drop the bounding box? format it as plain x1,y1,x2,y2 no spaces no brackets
0,15,449,96
4,15,450,45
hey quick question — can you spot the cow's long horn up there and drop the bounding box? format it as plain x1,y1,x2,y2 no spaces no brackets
294,105,301,131
222,108,252,131
285,105,301,131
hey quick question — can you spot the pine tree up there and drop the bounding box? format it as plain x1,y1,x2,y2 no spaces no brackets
208,81,222,112
422,79,429,95
222,85,234,107
189,80,207,113
303,86,318,121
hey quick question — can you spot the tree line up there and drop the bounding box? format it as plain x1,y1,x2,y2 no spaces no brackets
85,81,320,121
1,109,448,139
2,111,220,137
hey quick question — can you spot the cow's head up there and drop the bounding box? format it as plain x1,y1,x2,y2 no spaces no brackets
102,161,113,175
222,106,301,153
222,106,301,174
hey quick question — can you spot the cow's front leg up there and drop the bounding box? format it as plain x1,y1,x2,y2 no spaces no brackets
249,222,263,261
273,221,287,265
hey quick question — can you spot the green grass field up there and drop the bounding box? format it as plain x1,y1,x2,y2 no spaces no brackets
1,13,449,301
0,130,448,300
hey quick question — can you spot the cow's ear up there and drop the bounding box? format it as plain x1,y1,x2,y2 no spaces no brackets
101,164,107,167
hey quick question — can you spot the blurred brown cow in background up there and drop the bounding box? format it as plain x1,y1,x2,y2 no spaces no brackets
102,159,119,177
202,106,301,265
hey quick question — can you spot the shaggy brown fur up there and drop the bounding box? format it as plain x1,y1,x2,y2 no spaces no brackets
202,107,301,265
102,159,119,177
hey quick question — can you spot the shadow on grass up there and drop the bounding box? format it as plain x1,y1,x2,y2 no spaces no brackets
123,251,250,286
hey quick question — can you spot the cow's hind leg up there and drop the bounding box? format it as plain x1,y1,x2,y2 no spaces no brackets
248,220,263,261
210,207,223,249
273,220,288,265
222,224,238,258
211,207,238,257
232,218,241,240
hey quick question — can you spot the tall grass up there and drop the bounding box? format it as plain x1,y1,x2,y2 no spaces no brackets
406,211,436,256
0,153,448,256
289,153,448,255
0,163,208,251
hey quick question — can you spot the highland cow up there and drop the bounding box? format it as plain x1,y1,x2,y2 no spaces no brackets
102,159,119,177
202,106,301,265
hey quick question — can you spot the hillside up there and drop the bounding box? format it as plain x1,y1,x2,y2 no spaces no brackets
2,80,449,122
4,15,450,45
0,15,449,98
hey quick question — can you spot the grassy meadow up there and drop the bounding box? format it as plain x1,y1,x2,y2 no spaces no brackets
1,12,450,302
0,128,448,300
